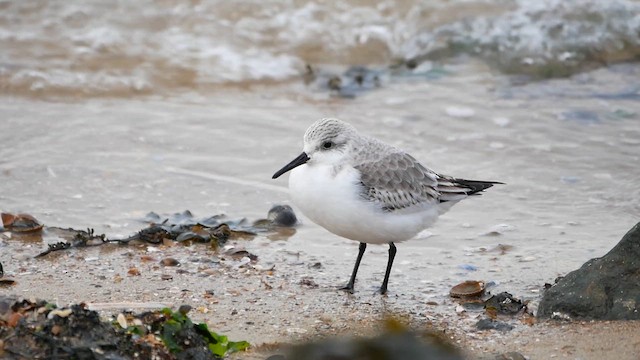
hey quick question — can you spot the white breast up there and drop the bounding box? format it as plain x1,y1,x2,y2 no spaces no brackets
288,163,442,244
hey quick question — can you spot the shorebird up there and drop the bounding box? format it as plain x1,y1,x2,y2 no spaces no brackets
272,118,501,294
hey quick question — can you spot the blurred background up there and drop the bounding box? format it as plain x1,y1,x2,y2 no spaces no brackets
2,0,640,98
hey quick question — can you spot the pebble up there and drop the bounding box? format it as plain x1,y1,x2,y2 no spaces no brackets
458,264,478,271
117,313,128,328
51,324,62,336
160,258,180,266
445,106,476,118
480,224,516,236
492,117,511,127
48,308,73,319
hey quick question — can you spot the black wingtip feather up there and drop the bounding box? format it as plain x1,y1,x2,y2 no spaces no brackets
454,179,504,195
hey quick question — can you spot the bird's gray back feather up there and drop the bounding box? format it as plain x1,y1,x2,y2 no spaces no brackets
352,138,439,211
352,137,494,212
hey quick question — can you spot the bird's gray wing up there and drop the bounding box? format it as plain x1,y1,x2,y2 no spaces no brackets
354,152,441,212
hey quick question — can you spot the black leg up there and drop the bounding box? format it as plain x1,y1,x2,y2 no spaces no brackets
379,242,396,295
341,242,367,293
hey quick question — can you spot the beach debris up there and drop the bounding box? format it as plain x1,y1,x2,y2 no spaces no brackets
538,221,640,320
474,318,514,331
27,206,296,258
484,292,525,316
1,213,43,233
223,246,258,261
450,280,485,298
35,228,106,257
0,262,15,287
488,244,514,255
0,296,249,359
299,276,319,289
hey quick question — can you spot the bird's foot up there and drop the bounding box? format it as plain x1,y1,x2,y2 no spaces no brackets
339,283,355,294
379,286,388,295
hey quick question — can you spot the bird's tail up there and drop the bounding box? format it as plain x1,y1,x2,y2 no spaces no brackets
437,178,503,202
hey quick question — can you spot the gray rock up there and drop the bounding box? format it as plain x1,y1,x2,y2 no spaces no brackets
538,222,640,320
475,318,514,331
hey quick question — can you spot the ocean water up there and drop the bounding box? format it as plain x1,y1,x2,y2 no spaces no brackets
1,0,640,97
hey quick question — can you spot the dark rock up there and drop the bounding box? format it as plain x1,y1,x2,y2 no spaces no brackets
495,352,526,360
266,356,286,360
538,222,640,320
268,205,297,227
475,318,514,331
484,292,524,315
283,324,463,360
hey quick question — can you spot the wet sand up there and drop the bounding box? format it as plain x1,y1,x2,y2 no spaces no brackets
2,61,640,359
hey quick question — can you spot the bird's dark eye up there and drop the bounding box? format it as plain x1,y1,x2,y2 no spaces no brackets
322,141,333,149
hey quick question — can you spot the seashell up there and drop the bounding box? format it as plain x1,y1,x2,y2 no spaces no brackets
450,280,485,298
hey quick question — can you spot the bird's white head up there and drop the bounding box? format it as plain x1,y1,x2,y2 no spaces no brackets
303,118,357,163
272,118,358,179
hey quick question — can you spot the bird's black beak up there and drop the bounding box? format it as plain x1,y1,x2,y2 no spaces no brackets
272,152,309,179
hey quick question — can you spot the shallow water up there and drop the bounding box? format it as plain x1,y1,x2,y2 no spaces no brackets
1,1,640,357
2,60,639,301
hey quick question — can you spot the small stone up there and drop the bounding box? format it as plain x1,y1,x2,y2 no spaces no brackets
160,258,180,267
116,313,128,328
475,318,513,331
268,205,297,227
161,274,173,281
178,304,192,315
51,324,62,336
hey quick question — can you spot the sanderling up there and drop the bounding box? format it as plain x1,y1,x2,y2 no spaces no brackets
272,118,501,294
